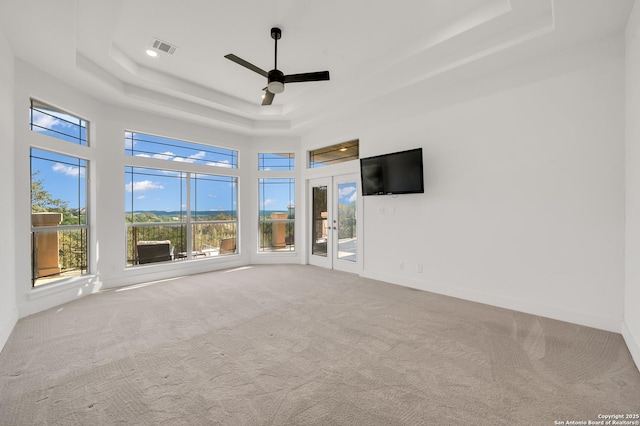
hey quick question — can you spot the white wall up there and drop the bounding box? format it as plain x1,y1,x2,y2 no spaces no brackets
625,0,640,368
0,28,17,352
303,35,626,333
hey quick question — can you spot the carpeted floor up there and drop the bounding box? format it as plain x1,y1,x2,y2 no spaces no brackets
1,264,639,425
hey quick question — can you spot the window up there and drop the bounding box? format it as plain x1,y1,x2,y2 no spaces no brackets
125,168,238,265
31,149,88,286
125,131,239,265
309,139,359,168
125,131,237,168
30,99,88,146
191,173,238,257
258,178,295,252
29,99,90,287
258,153,295,171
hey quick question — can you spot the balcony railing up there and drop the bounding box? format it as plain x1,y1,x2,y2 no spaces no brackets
126,221,237,266
31,225,88,287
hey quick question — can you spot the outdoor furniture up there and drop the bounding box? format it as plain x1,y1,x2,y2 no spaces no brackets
137,240,173,264
219,237,236,255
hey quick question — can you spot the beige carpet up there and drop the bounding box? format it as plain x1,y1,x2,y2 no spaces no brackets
1,264,639,425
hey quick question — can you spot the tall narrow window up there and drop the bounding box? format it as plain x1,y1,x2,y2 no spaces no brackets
31,149,88,286
258,178,295,252
125,167,187,265
191,173,238,256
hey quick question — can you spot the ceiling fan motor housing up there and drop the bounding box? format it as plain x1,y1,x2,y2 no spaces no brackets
267,69,285,93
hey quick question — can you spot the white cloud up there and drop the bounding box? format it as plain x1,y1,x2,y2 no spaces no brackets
173,155,202,163
339,186,356,197
136,195,146,200
348,192,357,203
134,151,175,160
206,160,232,168
125,180,164,193
52,162,85,177
190,151,206,160
154,151,175,160
32,111,74,132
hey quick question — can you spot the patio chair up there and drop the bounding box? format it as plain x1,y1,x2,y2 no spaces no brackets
137,240,173,264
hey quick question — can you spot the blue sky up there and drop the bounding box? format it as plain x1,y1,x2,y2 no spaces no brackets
31,149,86,210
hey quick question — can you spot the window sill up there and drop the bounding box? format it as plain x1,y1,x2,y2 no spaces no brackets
28,274,100,301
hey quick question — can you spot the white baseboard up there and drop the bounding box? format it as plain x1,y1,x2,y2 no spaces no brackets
360,271,621,333
622,322,640,372
0,306,18,354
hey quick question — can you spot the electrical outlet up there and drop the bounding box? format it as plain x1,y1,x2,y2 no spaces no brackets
417,263,423,273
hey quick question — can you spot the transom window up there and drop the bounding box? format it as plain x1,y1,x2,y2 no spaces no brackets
30,99,88,146
125,131,238,169
309,139,359,168
258,153,295,171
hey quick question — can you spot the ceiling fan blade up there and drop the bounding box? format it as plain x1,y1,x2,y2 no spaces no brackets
284,71,330,83
224,54,268,78
262,90,275,106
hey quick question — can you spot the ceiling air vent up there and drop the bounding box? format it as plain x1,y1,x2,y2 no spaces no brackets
151,38,178,55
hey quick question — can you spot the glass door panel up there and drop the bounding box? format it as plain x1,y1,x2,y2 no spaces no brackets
312,185,328,257
309,174,359,273
336,181,357,263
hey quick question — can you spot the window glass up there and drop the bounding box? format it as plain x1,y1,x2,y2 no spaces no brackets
258,153,295,171
30,148,88,286
30,99,88,146
125,131,238,169
191,173,238,256
309,139,359,168
258,178,295,252
125,166,238,265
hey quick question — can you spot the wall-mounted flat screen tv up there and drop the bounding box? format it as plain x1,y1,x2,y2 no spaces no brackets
360,148,424,196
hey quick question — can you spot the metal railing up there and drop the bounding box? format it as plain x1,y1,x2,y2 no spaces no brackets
31,225,88,286
126,221,237,265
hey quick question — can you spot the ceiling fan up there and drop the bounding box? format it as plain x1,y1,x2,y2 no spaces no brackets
225,27,330,106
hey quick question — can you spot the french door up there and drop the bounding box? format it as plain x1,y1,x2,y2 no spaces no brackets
308,174,359,273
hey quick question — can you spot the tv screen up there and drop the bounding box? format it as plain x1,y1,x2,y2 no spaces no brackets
360,148,424,196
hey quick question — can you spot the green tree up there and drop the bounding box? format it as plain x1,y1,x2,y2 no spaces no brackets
31,170,68,212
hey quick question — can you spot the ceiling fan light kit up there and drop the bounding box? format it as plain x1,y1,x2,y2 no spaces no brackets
267,69,285,93
225,27,330,105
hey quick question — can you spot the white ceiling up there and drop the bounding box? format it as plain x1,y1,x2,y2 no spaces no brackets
0,0,634,134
